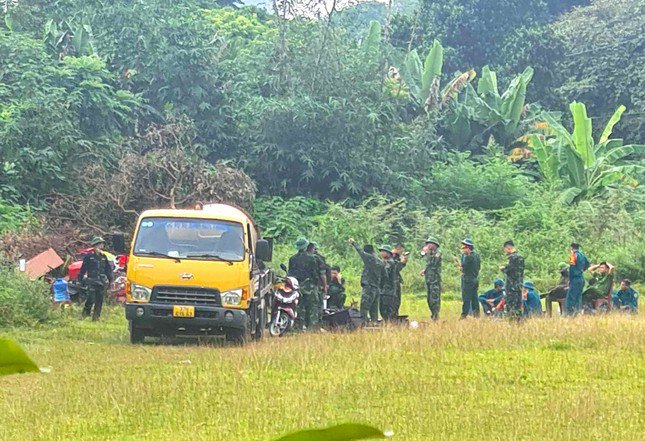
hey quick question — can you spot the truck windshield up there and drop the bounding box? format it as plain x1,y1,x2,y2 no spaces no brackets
133,217,245,262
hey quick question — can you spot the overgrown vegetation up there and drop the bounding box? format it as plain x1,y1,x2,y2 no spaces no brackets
1,0,643,213
0,270,51,327
263,186,643,298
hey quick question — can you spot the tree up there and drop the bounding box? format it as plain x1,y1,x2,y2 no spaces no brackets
552,0,645,142
527,102,644,204
0,30,141,203
50,117,256,233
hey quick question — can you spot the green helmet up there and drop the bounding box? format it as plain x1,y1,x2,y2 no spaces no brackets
425,236,440,247
379,244,393,254
90,236,106,246
294,237,309,251
461,238,475,247
558,262,569,270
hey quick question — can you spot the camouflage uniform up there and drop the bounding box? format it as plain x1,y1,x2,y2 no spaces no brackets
424,250,442,321
79,251,112,321
460,251,481,318
502,251,525,318
392,255,406,317
288,250,320,328
312,252,328,321
327,277,346,309
351,243,384,322
379,257,398,320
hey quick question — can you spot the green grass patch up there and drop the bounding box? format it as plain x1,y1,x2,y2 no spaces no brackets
0,297,643,440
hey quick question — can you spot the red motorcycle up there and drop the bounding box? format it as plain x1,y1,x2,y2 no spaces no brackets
66,247,128,303
269,267,300,337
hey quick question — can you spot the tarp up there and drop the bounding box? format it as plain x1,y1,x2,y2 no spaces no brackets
24,248,64,279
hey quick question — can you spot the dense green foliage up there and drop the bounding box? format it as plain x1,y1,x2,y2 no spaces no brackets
0,199,36,233
2,0,642,210
266,187,643,297
0,0,642,280
0,270,51,327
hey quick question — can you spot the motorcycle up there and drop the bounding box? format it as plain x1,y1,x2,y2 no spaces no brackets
66,246,128,303
269,264,300,337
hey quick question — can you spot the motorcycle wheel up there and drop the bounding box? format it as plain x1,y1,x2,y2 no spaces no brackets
269,311,290,337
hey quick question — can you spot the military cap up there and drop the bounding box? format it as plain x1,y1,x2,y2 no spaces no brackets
425,236,440,246
522,280,535,290
379,244,393,254
461,238,475,247
91,236,106,246
558,262,568,270
494,278,505,287
294,237,309,250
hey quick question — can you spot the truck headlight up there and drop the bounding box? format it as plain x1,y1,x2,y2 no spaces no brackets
221,289,243,306
131,284,152,301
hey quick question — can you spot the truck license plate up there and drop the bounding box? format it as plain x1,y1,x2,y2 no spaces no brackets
172,305,195,318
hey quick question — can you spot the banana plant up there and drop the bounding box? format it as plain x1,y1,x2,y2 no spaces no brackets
526,102,644,204
448,65,534,148
44,17,96,58
401,40,474,114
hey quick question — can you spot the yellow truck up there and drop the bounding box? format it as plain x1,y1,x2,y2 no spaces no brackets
124,203,273,344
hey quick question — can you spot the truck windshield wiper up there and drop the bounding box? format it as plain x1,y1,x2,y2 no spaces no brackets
137,251,181,263
186,253,235,265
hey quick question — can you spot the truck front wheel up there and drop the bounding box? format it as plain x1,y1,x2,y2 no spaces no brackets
225,327,250,345
129,322,146,344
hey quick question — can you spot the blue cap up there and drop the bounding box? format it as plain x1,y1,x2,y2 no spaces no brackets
494,278,505,287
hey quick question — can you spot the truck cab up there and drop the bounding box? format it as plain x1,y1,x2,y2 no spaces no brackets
124,204,273,344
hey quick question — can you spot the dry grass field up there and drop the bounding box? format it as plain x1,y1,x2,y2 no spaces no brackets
0,298,643,440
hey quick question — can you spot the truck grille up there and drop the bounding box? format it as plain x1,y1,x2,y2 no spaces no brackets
152,286,221,306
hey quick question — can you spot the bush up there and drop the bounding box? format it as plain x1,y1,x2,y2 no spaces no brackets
0,270,51,328
253,196,327,241
0,200,36,234
422,153,532,210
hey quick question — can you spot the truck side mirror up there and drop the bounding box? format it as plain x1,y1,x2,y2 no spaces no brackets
255,239,272,262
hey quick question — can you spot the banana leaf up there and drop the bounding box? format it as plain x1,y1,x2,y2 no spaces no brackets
274,424,387,441
420,40,443,104
602,144,645,165
562,142,587,189
599,105,626,144
476,66,501,110
541,112,574,150
361,21,382,65
0,339,40,377
402,49,423,104
570,101,595,167
560,187,584,205
526,134,559,182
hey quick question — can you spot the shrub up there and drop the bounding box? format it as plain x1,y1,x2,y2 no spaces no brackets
423,153,532,210
0,200,36,234
253,196,326,242
0,270,51,328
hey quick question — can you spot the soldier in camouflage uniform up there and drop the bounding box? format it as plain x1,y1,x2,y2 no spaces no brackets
378,245,397,320
308,242,328,322
420,237,442,321
349,238,384,323
500,240,525,319
288,238,320,330
326,265,346,309
457,238,481,319
391,243,408,317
